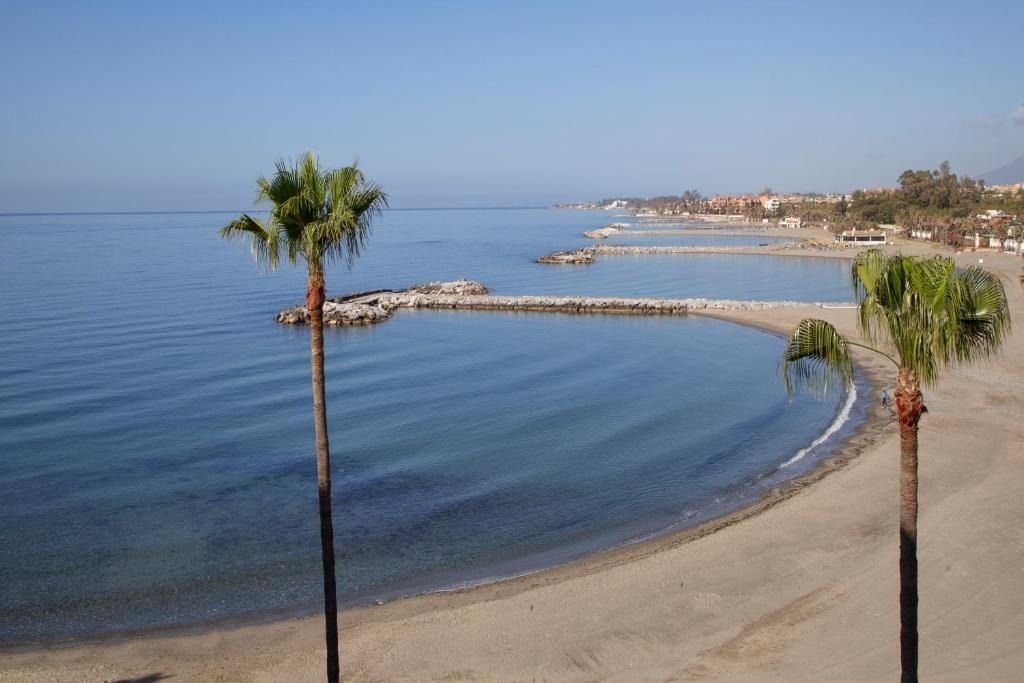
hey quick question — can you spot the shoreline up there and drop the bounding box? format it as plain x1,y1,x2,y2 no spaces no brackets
3,245,1021,681
0,308,877,654
1,333,878,655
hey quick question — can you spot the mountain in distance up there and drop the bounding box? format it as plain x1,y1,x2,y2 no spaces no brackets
980,154,1024,185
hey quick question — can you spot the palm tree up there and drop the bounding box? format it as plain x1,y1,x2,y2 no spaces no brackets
779,249,1010,683
220,152,387,683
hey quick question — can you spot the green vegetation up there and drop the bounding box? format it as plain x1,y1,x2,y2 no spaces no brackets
855,163,1023,235
775,162,1024,243
220,153,388,683
780,249,1012,683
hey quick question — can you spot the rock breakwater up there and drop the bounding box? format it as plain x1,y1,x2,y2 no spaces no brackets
582,224,626,238
277,279,491,326
277,280,819,327
536,248,598,264
537,244,765,264
277,299,396,326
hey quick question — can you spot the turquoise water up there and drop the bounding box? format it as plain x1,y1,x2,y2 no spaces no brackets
0,209,858,644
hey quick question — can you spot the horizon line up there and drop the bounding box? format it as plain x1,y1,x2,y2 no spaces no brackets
0,206,555,218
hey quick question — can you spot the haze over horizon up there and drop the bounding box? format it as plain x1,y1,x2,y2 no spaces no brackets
2,1,1023,212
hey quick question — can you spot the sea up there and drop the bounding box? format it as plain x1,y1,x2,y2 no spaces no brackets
0,208,865,645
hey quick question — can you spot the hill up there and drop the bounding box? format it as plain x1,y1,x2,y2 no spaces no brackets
980,154,1024,185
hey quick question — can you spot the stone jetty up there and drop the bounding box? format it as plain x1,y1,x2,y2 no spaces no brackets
536,244,762,264
584,227,795,239
597,245,750,255
277,279,820,327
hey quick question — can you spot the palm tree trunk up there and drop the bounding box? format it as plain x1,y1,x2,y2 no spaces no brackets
307,274,340,683
895,367,924,683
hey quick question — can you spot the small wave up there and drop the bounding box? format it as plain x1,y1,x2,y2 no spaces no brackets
778,382,857,469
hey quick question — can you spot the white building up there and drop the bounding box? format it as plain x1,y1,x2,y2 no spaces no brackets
837,230,886,245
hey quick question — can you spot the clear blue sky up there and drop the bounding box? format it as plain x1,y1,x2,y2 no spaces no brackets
2,1,1022,211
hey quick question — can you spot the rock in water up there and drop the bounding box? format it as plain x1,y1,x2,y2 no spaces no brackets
405,279,490,295
536,248,595,264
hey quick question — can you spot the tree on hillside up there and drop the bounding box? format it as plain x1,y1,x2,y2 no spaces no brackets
780,250,1011,683
220,153,388,683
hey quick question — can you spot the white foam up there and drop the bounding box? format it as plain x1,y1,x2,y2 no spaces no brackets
779,381,857,469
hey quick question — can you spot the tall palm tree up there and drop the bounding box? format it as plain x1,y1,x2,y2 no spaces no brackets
780,249,1010,683
220,152,387,683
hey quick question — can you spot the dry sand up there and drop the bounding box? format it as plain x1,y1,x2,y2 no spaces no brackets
3,241,1022,682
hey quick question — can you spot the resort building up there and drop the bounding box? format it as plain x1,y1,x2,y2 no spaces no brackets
779,217,802,229
836,230,886,245
760,195,781,214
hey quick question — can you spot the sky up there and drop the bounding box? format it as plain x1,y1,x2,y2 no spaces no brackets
1,0,1023,212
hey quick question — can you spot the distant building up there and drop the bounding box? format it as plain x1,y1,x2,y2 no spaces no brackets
708,194,761,214
760,195,781,213
837,230,886,245
779,217,802,229
983,182,1024,195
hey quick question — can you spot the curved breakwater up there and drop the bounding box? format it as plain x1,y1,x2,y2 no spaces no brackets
537,243,794,264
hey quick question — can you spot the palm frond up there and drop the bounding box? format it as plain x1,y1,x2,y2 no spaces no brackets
313,163,389,269
222,152,388,278
852,249,897,346
779,318,854,399
851,248,888,302
909,256,954,316
218,213,280,270
256,160,302,207
328,164,365,202
847,251,1012,386
944,265,1011,364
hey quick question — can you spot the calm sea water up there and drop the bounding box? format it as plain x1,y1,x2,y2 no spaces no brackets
0,208,859,644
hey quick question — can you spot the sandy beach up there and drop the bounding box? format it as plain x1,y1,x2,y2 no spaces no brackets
3,239,1022,682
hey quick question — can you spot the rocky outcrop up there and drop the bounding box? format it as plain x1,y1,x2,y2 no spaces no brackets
405,279,490,295
277,280,491,326
582,223,626,239
277,297,396,326
536,248,597,264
